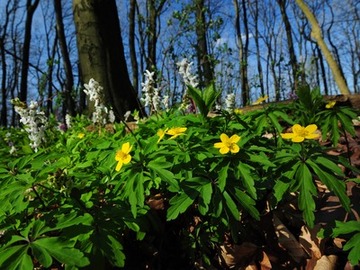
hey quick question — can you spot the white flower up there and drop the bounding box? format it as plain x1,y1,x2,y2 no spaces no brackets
65,114,72,128
225,93,236,113
177,58,198,88
83,78,114,125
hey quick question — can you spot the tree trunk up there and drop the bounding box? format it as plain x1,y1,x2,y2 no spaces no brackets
234,0,250,105
129,0,139,93
73,0,144,119
194,0,213,87
19,0,40,103
54,0,76,116
295,0,350,95
277,0,299,92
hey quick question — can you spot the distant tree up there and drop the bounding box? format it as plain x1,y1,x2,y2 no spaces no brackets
276,0,300,91
54,0,76,117
19,0,40,103
295,0,350,95
233,0,250,105
73,0,144,119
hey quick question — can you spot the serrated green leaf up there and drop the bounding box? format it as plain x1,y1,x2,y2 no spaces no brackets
296,163,316,227
268,112,283,133
307,159,350,212
217,162,229,192
332,221,360,235
248,152,275,167
31,242,53,267
148,161,179,190
223,191,240,220
0,245,32,270
102,234,125,267
198,182,212,215
237,162,257,199
34,237,89,267
314,156,344,176
234,188,260,220
343,232,360,266
167,189,197,220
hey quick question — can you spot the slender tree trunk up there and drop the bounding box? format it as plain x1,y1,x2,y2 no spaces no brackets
251,0,265,97
129,0,138,92
295,0,350,95
73,0,144,119
234,0,250,105
194,0,213,87
277,0,299,91
54,0,76,116
19,0,40,102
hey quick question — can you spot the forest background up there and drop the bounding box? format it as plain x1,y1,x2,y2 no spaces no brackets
0,0,359,126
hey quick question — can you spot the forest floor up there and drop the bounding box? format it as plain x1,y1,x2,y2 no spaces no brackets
215,94,360,270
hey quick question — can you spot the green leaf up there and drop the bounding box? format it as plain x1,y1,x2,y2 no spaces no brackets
34,237,89,267
187,85,206,116
295,163,317,227
101,234,125,268
307,159,350,212
237,162,257,199
217,162,229,192
30,242,53,267
0,245,32,270
167,189,197,220
234,188,260,220
223,191,240,220
343,232,360,266
198,182,212,215
332,221,360,235
148,161,179,190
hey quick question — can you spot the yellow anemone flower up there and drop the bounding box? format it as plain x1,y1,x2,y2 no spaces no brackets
325,101,336,109
157,128,168,143
281,124,320,143
252,95,268,105
77,133,85,139
115,142,132,171
214,133,241,154
166,127,187,139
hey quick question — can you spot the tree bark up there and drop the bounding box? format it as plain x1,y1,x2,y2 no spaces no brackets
54,0,76,116
295,0,351,95
19,0,40,103
194,0,213,87
277,0,300,91
129,0,138,92
73,0,144,119
234,0,250,105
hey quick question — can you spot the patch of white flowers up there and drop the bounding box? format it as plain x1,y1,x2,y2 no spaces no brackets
177,58,198,112
141,70,169,114
83,78,115,125
12,98,47,152
224,93,236,113
177,58,198,88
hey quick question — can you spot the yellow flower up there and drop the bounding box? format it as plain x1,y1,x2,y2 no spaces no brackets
252,95,268,105
157,128,168,143
214,133,241,154
115,142,132,171
234,108,243,115
166,127,187,139
77,133,85,139
325,101,336,109
281,124,320,143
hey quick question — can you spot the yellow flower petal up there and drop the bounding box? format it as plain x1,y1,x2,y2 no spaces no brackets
281,133,295,139
116,161,123,171
219,147,230,154
121,142,132,154
214,142,224,149
229,134,240,144
219,133,230,142
304,124,318,134
230,144,240,154
292,136,305,143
